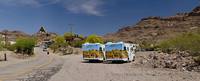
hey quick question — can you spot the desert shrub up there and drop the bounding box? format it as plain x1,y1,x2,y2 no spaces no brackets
14,37,36,55
139,40,157,51
85,34,103,44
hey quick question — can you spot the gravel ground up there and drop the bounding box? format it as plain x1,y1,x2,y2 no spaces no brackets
17,63,63,81
49,52,200,81
1,50,200,81
0,51,31,67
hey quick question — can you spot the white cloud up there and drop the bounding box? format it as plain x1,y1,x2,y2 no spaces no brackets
0,0,60,7
63,0,104,16
0,0,105,16
0,0,40,7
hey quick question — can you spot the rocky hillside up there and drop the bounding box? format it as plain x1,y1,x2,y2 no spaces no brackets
104,6,200,45
32,27,57,43
0,30,30,41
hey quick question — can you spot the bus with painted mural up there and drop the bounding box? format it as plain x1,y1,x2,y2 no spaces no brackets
105,42,137,62
82,43,105,61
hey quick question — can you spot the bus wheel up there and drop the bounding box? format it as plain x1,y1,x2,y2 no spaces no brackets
132,56,135,61
127,58,131,63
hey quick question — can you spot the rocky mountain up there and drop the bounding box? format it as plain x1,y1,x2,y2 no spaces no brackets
104,6,200,45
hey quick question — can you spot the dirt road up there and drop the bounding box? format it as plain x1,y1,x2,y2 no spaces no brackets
50,52,200,81
0,47,63,81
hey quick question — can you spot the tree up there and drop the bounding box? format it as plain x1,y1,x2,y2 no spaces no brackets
64,32,75,41
85,34,103,43
54,36,65,44
50,36,68,52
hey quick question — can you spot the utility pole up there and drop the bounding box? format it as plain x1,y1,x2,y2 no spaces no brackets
68,24,75,42
68,24,74,35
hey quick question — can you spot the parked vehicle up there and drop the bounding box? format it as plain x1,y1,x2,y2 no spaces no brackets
82,43,105,61
43,47,48,51
105,42,137,62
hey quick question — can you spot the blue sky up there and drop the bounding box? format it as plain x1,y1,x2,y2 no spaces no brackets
0,0,199,36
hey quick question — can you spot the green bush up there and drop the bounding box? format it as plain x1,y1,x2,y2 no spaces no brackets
85,34,103,44
14,37,36,55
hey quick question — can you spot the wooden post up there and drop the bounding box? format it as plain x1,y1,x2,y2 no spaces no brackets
4,53,7,61
47,51,49,55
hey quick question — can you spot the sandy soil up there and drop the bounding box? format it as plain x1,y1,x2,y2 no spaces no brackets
49,52,200,81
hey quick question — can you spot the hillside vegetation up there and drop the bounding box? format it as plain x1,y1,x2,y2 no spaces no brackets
158,31,200,63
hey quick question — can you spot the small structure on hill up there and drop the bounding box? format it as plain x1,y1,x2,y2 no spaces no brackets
38,26,47,34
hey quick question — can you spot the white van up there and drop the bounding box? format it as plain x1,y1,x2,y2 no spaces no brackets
105,42,137,62
82,43,105,61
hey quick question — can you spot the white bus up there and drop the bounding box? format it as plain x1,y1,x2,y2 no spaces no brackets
82,43,105,61
105,42,137,62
